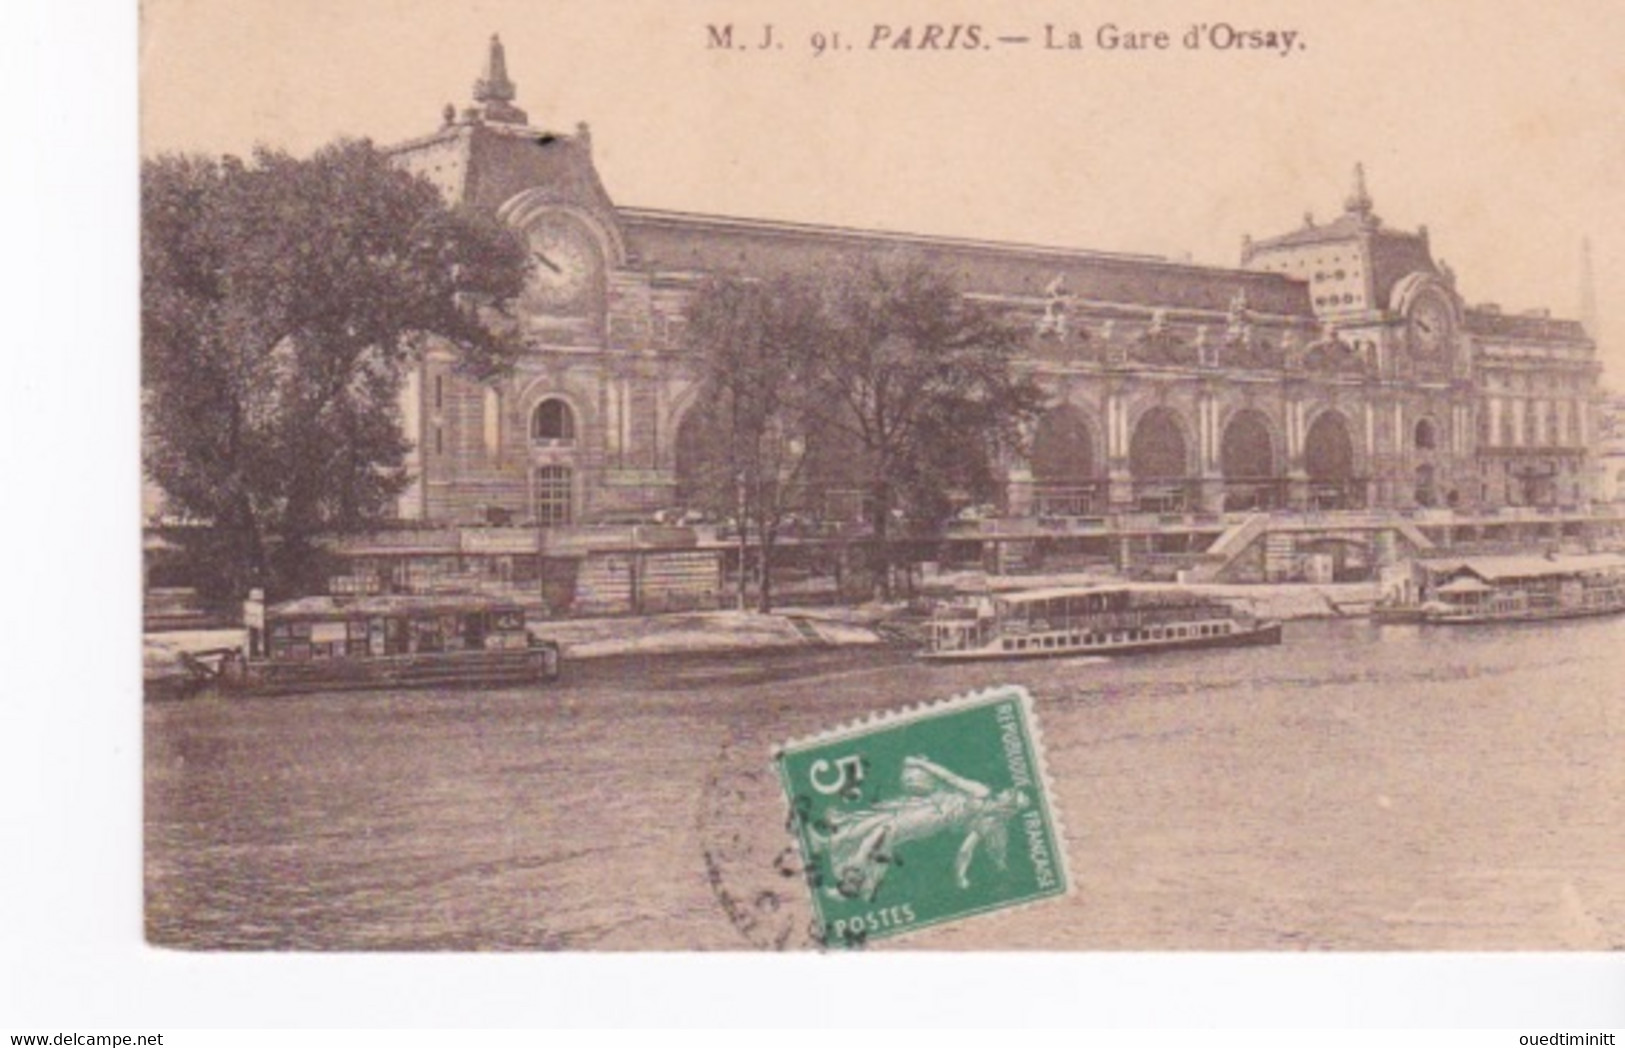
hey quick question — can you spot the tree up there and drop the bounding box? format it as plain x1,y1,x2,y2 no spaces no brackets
804,257,1047,598
681,274,823,612
681,257,1047,605
142,139,529,597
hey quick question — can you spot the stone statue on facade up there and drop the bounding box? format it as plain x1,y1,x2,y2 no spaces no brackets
1035,273,1070,340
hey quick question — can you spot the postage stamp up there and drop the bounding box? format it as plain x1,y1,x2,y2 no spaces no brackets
774,684,1069,947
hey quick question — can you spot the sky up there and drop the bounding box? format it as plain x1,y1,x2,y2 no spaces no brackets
141,0,1625,386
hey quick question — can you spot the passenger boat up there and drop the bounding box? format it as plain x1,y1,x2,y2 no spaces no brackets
1411,553,1625,625
920,586,1282,662
179,592,562,695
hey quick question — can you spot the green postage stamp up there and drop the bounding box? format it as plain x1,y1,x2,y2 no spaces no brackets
775,684,1069,947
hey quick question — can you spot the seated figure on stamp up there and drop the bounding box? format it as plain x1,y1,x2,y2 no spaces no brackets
812,755,1031,902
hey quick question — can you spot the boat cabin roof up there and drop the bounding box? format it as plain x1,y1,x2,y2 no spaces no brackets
1420,553,1625,583
991,586,1218,607
265,594,529,623
993,586,1116,605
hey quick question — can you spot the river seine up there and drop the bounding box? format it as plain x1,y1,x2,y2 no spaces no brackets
145,617,1624,950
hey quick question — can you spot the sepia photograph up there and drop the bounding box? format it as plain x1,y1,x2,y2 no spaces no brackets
122,0,1625,995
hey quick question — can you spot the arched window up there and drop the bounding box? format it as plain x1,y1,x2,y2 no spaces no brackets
531,398,576,444
1221,410,1276,480
1414,418,1437,451
533,466,573,526
1305,412,1354,482
1305,411,1359,509
1031,405,1099,485
1128,407,1189,481
1219,409,1278,511
1030,405,1102,517
1128,406,1191,512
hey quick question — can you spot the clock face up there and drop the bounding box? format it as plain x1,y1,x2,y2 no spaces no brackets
521,213,600,313
1409,296,1453,358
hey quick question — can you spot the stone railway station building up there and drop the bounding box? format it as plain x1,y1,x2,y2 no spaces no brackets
336,38,1614,609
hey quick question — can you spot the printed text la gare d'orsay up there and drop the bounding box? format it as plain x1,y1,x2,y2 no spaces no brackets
706,22,1306,58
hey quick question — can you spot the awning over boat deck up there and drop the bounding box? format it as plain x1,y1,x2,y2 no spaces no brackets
1418,552,1625,582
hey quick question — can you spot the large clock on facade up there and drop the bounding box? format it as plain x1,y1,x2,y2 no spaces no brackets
1407,292,1454,360
520,210,602,314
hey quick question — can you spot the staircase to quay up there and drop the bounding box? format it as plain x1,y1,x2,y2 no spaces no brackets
1183,511,1438,583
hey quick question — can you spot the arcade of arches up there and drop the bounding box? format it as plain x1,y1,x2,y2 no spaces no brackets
665,382,1417,521
1024,399,1370,514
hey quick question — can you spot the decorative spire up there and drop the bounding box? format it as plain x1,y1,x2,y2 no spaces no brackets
474,34,516,103
1344,162,1374,218
468,34,528,125
1581,236,1599,340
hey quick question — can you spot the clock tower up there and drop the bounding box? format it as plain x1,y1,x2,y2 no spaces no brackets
385,35,636,525
1243,164,1474,509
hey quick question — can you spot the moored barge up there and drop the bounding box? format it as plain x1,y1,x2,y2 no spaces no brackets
181,592,562,695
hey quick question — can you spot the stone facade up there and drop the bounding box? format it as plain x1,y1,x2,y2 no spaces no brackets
1596,393,1625,504
386,38,1602,531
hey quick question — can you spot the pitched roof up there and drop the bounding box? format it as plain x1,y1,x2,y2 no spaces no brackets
620,208,1318,318
1249,211,1374,251
1465,310,1589,343
1421,553,1625,581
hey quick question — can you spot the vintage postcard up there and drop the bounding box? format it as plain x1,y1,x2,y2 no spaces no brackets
138,0,1625,956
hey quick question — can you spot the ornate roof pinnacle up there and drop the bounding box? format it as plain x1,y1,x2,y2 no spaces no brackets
468,33,528,126
474,34,516,103
1344,162,1374,218
1581,236,1599,339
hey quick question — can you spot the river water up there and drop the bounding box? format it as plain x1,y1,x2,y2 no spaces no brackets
144,617,1624,950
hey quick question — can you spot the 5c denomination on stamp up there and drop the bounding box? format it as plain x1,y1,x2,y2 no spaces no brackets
774,684,1069,947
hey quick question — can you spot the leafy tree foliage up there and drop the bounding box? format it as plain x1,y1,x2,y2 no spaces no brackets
142,139,528,597
680,274,823,611
682,256,1046,602
806,257,1047,596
